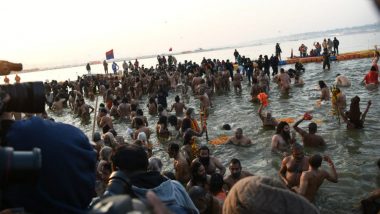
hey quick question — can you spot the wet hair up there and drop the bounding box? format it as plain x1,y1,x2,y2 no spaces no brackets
112,144,148,172
229,158,241,167
186,108,194,116
371,65,377,71
222,124,231,130
93,132,101,142
100,108,108,114
291,143,303,152
175,95,180,102
168,115,178,126
209,173,224,194
134,117,144,127
199,145,210,154
168,143,180,153
309,154,322,168
158,115,168,127
318,80,327,89
136,109,144,116
276,121,289,134
188,186,206,200
347,96,361,124
308,122,317,134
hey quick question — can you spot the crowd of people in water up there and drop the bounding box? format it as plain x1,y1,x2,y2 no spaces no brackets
2,40,380,213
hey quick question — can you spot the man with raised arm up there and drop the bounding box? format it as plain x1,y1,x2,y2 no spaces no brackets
293,154,338,202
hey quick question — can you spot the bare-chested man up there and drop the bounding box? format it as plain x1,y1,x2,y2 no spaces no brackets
279,144,309,188
250,77,261,102
279,68,291,92
51,97,66,114
293,154,338,202
198,93,211,117
335,73,351,87
223,158,253,191
319,80,330,101
132,117,151,142
233,70,243,92
170,95,187,117
79,98,94,123
98,108,114,131
192,145,226,176
293,117,326,147
117,97,131,120
271,121,294,153
226,128,253,146
168,143,191,185
258,103,278,129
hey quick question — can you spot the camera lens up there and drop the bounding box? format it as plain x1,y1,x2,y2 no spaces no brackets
1,81,45,113
0,147,41,186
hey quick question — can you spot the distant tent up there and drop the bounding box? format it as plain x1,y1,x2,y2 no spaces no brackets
169,47,172,52
106,49,114,60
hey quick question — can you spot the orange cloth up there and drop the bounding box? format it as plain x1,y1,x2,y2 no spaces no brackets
257,92,268,107
191,118,200,132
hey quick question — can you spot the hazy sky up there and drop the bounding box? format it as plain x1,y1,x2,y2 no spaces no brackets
1,0,379,68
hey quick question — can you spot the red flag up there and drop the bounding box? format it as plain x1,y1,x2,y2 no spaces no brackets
106,49,114,60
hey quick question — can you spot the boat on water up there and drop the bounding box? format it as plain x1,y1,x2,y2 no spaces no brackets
279,49,376,65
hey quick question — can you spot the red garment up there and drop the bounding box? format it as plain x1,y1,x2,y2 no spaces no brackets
364,71,379,84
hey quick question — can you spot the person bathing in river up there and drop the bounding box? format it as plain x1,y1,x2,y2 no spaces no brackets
340,96,372,129
318,80,330,101
226,128,253,146
293,116,326,148
335,73,351,87
258,103,278,129
279,143,309,188
293,154,338,202
271,121,295,154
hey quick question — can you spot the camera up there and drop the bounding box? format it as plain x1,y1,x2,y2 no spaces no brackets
0,81,46,113
0,147,41,186
0,80,45,187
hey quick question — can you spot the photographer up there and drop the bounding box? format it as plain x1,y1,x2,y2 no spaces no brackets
0,61,97,213
107,144,199,213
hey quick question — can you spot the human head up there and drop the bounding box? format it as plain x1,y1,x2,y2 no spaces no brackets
167,115,177,127
93,132,101,142
191,161,207,183
223,176,319,214
111,144,148,173
309,154,322,169
318,80,327,89
308,122,317,134
134,117,144,128
199,145,210,166
99,146,113,161
209,173,225,194
158,115,168,127
168,142,180,158
291,143,304,161
188,186,210,213
371,65,377,71
276,121,290,135
235,128,243,139
280,68,285,73
229,158,242,179
186,108,195,118
148,157,163,172
136,109,144,116
222,124,231,130
175,95,180,102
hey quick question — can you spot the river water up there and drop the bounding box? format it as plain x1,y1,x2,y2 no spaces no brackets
5,31,380,213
